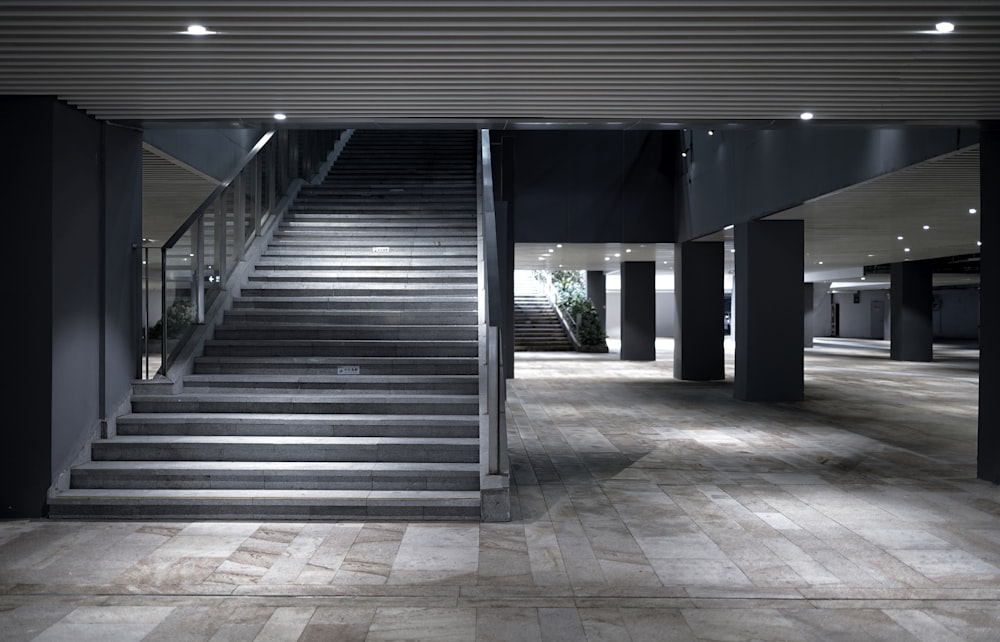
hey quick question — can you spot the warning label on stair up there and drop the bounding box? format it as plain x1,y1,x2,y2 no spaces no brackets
337,366,361,375
371,246,391,254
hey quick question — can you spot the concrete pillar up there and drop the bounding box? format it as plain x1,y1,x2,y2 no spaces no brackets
734,220,804,401
674,241,724,380
586,271,607,330
980,124,999,483
620,261,656,360
804,282,815,348
890,260,933,362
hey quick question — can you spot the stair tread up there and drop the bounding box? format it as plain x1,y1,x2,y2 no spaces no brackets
95,436,479,445
50,488,480,502
119,413,478,423
72,461,479,472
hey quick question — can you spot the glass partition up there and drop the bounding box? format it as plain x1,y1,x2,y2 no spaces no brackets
140,129,343,379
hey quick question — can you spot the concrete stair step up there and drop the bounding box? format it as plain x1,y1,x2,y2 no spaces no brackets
130,391,479,414
211,324,478,342
116,413,479,438
91,436,479,463
222,309,479,325
237,284,478,297
246,270,477,283
181,374,479,395
192,355,478,376
229,296,477,311
69,461,480,491
47,489,481,520
201,339,477,358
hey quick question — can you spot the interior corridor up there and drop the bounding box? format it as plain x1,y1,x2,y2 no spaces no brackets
1,338,997,641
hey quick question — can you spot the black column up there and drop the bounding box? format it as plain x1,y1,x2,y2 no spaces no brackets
674,241,724,380
586,271,607,331
890,260,933,362
980,124,1000,483
620,261,656,360
734,220,804,401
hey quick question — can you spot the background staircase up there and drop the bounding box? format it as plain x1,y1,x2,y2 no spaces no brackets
49,130,483,520
514,272,574,351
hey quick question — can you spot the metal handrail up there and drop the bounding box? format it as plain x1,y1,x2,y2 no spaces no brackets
144,128,343,378
157,130,275,370
478,129,509,484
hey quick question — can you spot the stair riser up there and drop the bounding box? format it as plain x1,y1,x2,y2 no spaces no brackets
71,472,479,491
117,422,479,438
212,327,478,341
92,443,478,463
131,399,478,415
230,298,476,311
201,342,478,358
238,287,478,297
192,360,478,376
223,312,479,325
47,503,480,521
181,382,480,395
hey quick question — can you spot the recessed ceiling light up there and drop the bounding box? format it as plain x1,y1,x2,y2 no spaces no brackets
708,130,715,136
923,225,930,230
614,253,621,258
604,257,610,261
897,235,904,240
978,241,983,247
818,261,824,265
800,112,814,121
273,113,287,121
904,248,911,252
183,24,216,35
868,254,875,257
548,248,554,253
730,249,736,253
861,277,866,281
557,244,563,248
970,208,978,214
538,256,546,260
935,21,955,33
626,249,632,253
681,151,688,158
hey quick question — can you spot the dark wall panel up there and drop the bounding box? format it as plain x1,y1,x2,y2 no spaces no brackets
103,124,143,413
680,126,979,241
51,102,102,479
1,97,55,517
502,130,677,244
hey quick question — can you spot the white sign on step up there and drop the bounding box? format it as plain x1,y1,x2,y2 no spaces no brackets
337,366,361,375
372,246,391,254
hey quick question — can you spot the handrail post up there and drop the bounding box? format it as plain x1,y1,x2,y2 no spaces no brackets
194,216,205,324
159,246,167,374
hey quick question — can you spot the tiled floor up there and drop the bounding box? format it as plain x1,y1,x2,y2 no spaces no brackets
2,337,998,641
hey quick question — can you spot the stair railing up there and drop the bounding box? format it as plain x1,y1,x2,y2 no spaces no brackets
142,129,343,379
477,129,511,521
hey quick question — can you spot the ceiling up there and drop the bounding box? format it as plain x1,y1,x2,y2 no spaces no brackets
1,2,995,290
2,2,1000,126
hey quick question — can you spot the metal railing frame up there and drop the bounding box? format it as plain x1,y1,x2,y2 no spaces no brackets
477,129,511,520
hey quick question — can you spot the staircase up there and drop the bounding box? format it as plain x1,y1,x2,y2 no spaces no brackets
514,272,574,351
49,130,484,521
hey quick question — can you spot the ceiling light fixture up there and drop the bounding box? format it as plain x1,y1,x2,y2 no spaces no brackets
183,24,216,35
800,112,814,121
978,241,983,247
273,113,287,121
904,248,911,252
708,130,715,136
897,235,904,240
970,208,978,214
923,225,930,230
935,21,955,33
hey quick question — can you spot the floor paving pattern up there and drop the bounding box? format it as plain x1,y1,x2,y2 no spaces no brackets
2,338,997,640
